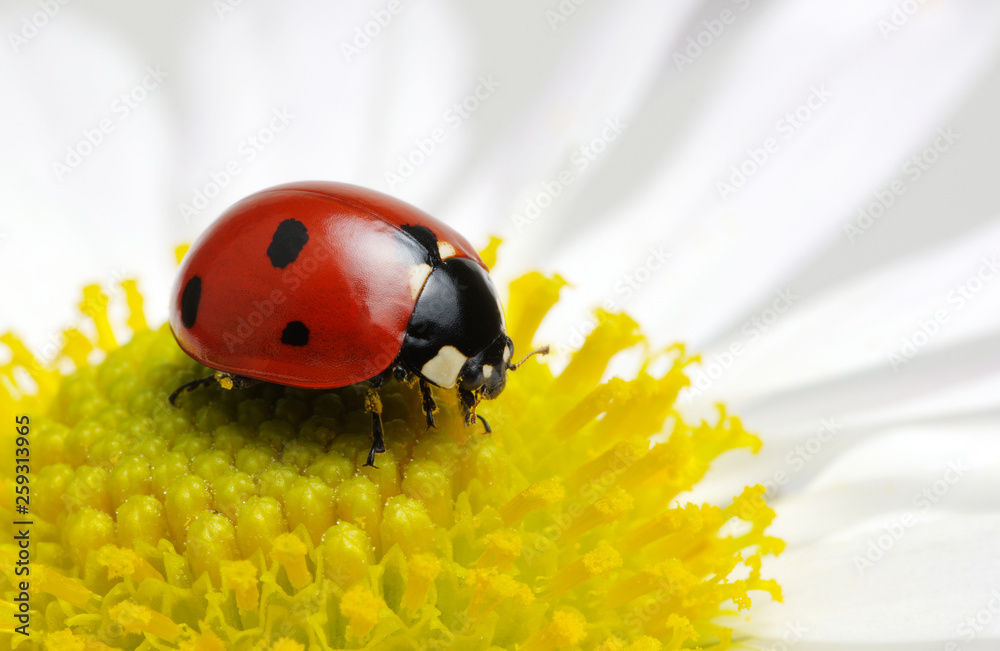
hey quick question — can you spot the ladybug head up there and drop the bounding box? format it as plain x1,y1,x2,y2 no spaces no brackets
459,337,550,400
458,334,513,400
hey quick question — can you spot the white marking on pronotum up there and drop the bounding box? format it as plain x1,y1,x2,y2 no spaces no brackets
482,365,494,380
438,241,456,259
408,263,432,300
503,344,512,364
421,345,467,388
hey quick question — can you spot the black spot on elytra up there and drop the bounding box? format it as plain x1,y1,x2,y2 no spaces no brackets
401,224,441,265
281,321,310,346
267,219,309,268
180,276,201,328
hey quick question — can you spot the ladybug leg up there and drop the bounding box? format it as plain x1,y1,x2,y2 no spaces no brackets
458,388,490,434
168,372,258,406
365,412,386,468
168,375,216,406
363,386,386,468
419,380,437,429
392,365,414,385
459,388,477,425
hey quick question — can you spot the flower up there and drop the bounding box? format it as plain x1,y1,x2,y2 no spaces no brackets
5,3,1000,649
1,263,781,649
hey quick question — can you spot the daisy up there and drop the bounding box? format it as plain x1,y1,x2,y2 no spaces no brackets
2,0,1000,648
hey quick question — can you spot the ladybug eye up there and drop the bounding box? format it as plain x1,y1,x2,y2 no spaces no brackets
459,365,485,392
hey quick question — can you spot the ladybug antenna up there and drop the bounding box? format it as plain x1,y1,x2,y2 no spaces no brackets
507,345,550,371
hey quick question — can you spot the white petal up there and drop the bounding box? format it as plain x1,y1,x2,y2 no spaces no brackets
170,0,472,239
743,513,1000,645
777,425,1000,543
709,419,1000,645
440,0,698,255
0,10,175,344
683,216,1000,411
535,0,1000,353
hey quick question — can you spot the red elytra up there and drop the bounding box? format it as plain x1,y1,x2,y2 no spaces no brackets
169,181,485,388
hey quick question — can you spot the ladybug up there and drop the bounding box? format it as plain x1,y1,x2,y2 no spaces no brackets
168,181,547,466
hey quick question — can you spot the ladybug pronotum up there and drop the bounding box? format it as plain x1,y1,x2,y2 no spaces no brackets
168,181,547,466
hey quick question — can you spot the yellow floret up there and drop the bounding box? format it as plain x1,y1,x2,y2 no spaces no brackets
0,270,782,650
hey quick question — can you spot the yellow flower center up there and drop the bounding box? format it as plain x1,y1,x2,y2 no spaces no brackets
0,258,782,649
